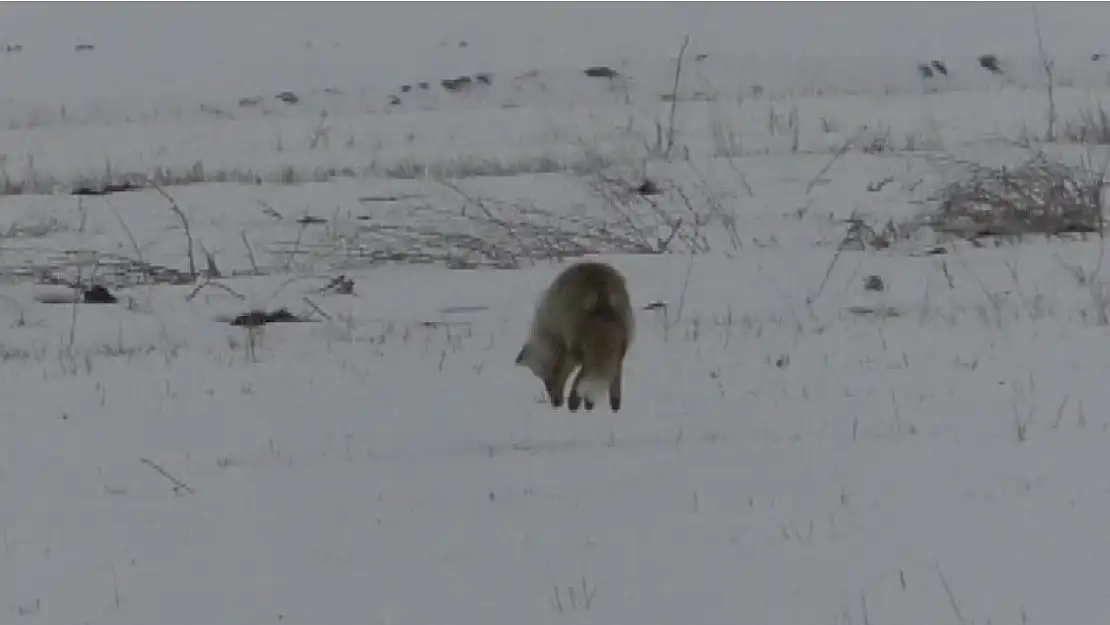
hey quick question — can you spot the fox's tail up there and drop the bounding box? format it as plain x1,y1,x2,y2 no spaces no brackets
579,292,620,324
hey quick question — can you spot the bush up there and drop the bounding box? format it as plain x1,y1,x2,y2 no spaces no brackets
926,153,1105,239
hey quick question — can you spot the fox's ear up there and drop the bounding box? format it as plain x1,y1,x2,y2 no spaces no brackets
514,344,528,365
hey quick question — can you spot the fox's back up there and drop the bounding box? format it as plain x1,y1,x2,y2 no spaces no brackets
533,261,633,344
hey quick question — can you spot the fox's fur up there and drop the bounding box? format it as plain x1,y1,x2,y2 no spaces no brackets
515,261,634,412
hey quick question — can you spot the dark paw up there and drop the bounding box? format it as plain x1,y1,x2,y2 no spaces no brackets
567,393,581,412
584,398,595,411
547,390,564,408
610,396,621,412
546,385,564,408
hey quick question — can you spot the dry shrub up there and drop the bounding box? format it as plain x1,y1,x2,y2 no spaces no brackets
273,194,667,273
926,153,1105,239
1058,105,1110,146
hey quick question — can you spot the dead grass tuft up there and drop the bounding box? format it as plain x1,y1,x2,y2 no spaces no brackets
925,152,1106,239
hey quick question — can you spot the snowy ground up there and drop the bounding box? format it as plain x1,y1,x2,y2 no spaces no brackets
4,4,1110,624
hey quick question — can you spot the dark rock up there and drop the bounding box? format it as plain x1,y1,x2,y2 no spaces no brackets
229,307,304,327
323,275,355,295
634,179,661,196
584,66,619,79
72,182,143,196
441,76,473,92
978,54,1002,74
83,285,118,304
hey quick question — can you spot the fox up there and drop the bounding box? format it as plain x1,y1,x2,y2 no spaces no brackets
515,261,634,412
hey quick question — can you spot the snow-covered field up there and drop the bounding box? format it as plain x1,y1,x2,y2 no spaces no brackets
6,3,1110,624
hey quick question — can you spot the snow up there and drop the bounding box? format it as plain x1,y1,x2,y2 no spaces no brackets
2,3,1110,624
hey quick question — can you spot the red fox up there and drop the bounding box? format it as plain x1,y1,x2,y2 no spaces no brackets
515,261,634,412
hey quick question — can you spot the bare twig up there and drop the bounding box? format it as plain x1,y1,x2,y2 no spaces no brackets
138,456,195,495
1031,4,1056,142
789,99,800,154
807,242,845,306
684,160,743,252
244,325,260,363
935,562,967,625
1051,394,1070,429
671,186,711,253
259,200,284,220
110,564,121,610
586,172,662,252
199,240,221,278
185,277,246,302
302,296,332,320
283,221,309,272
663,35,691,158
724,157,755,197
669,246,697,329
308,110,330,149
805,126,868,194
550,578,596,613
149,183,197,279
67,267,82,351
102,197,143,263
240,229,260,274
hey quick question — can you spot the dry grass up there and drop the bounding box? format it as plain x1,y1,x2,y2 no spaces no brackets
0,150,617,198
1058,104,1110,145
925,152,1106,239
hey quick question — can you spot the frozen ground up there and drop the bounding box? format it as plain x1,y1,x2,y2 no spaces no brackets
3,3,1110,624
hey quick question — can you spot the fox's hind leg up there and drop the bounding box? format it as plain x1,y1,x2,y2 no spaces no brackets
567,367,583,411
609,359,623,412
567,366,595,412
544,345,573,408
